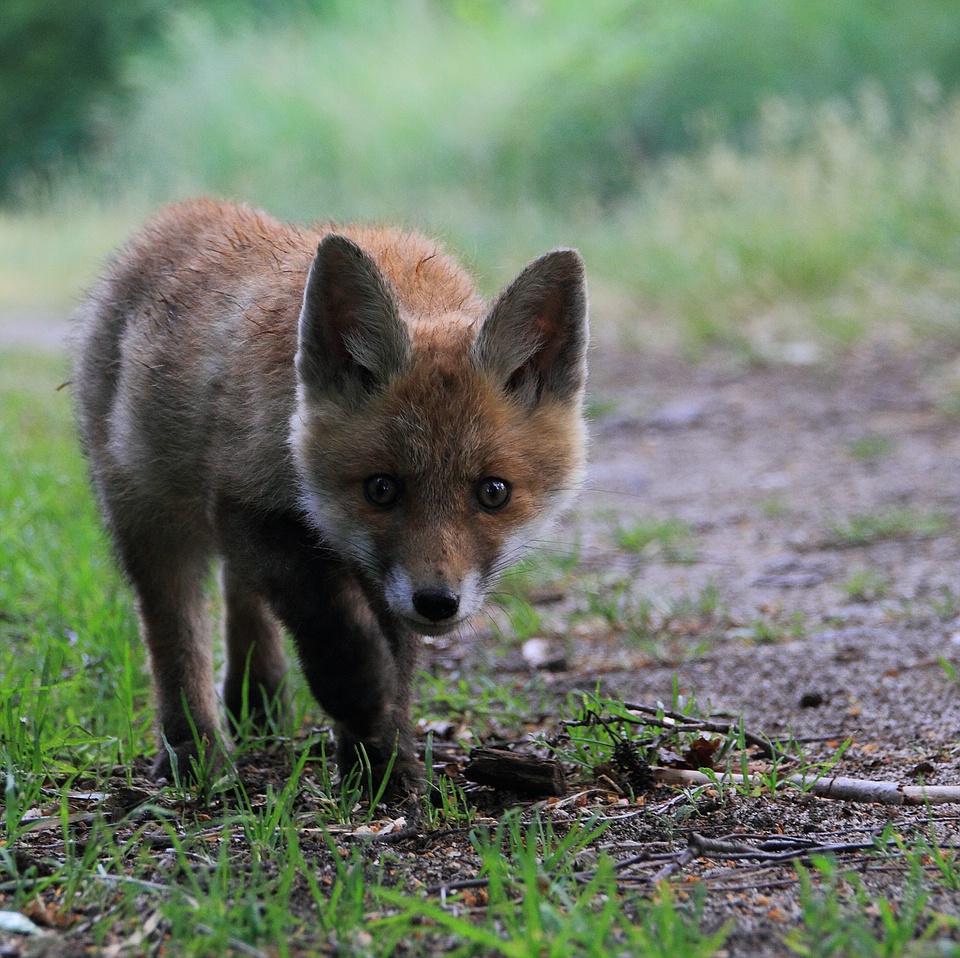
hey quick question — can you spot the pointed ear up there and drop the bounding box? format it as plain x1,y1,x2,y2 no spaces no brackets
472,249,588,407
296,234,411,404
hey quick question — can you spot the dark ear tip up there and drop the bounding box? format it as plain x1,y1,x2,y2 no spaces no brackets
544,247,584,266
317,231,350,248
534,248,586,285
315,232,366,262
551,246,584,261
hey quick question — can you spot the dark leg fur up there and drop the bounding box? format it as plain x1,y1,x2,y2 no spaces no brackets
221,562,291,733
217,503,422,798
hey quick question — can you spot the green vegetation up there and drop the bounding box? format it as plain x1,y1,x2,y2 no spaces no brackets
847,434,895,461
825,506,950,548
0,353,149,776
0,0,167,199
739,610,808,645
383,827,730,958
2,0,959,351
615,516,695,562
583,577,727,658
787,854,958,957
841,566,890,602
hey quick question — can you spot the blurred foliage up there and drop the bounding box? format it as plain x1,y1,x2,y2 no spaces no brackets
1,1,958,353
3,0,960,210
0,0,407,199
499,0,960,201
0,0,169,200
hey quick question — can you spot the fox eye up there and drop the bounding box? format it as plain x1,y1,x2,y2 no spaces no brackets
476,477,511,511
364,474,401,508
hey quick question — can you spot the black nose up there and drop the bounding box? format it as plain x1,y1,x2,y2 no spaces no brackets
412,587,460,622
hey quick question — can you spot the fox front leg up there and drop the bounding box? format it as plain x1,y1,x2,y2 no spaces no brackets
297,576,423,800
217,504,422,798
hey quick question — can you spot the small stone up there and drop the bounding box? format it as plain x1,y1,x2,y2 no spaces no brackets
521,638,568,672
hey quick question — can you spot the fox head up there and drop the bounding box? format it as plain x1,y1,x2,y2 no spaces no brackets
290,233,588,635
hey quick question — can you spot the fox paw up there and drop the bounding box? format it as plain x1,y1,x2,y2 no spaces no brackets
151,735,229,784
337,736,424,802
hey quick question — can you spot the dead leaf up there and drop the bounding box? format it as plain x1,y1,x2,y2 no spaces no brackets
684,736,721,769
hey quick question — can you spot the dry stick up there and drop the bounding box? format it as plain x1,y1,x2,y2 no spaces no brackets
648,833,705,884
643,831,913,886
668,833,884,862
654,767,960,805
619,701,794,762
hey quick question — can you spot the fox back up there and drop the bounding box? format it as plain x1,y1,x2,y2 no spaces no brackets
74,199,588,795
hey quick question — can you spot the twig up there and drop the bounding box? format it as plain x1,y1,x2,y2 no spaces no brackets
424,876,491,896
640,830,910,886
620,702,794,762
654,766,960,805
648,834,704,884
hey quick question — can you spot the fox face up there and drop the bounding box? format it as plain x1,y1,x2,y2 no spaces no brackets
290,234,588,636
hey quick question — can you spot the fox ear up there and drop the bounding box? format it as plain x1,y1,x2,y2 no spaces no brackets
473,249,588,408
296,234,411,403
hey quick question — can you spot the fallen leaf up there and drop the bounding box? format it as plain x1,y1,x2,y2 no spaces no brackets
684,736,721,769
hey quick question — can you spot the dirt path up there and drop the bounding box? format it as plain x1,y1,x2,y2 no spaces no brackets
577,345,960,776
540,343,960,952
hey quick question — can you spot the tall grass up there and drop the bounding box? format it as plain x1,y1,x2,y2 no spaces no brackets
502,0,960,201
581,94,960,350
97,0,960,211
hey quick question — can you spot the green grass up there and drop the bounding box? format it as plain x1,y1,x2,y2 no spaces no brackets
841,567,891,603
382,816,730,958
825,506,950,548
0,353,150,776
847,434,896,461
581,576,727,659
788,854,958,957
615,516,696,562
734,611,808,645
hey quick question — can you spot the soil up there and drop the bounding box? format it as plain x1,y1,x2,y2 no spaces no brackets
562,342,960,953
6,338,960,956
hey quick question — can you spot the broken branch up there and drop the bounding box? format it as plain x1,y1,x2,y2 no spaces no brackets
464,747,567,797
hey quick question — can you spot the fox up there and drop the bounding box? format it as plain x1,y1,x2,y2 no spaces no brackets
73,198,588,798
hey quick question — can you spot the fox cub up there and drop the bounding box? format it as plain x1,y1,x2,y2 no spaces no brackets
75,199,588,796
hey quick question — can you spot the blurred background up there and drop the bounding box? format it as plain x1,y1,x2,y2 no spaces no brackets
1,0,959,355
